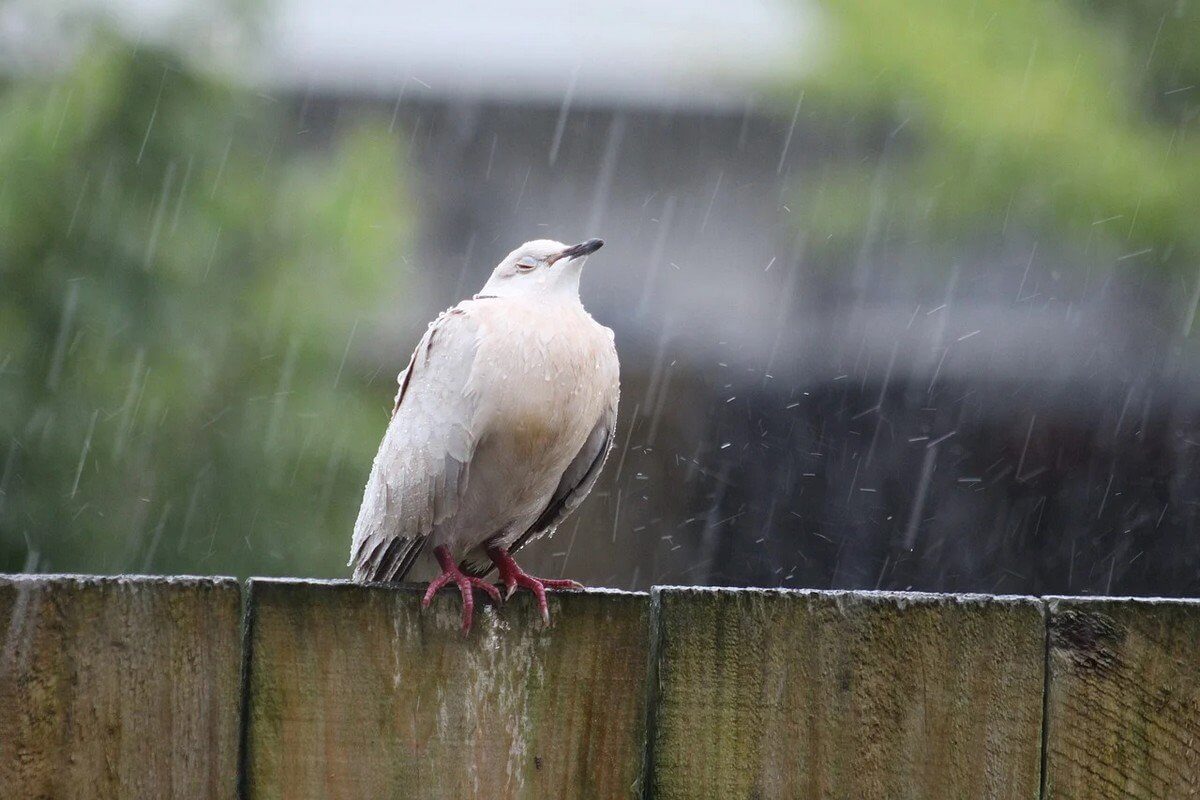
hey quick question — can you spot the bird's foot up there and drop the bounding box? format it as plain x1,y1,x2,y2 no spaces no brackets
422,545,502,633
486,545,583,626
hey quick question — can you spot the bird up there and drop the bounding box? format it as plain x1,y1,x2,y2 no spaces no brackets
349,238,619,632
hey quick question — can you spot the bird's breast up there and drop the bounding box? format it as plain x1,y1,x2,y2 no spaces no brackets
471,302,617,470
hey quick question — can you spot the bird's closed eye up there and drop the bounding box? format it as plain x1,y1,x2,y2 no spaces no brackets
516,256,539,270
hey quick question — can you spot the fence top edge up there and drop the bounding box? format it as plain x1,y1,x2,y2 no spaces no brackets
1045,593,1200,608
7,576,1195,607
0,572,239,589
652,584,1047,607
247,576,649,598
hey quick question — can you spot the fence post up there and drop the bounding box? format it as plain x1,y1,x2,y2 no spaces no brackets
647,587,1046,799
1043,596,1200,799
0,575,242,799
242,579,651,799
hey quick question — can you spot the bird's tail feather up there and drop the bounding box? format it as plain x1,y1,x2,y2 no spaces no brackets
351,535,424,583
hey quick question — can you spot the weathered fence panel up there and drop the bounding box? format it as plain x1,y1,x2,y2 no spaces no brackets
1044,596,1200,799
0,575,242,800
242,579,650,800
6,574,1200,799
648,587,1046,800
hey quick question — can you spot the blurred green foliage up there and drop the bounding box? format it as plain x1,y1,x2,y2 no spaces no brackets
795,0,1199,286
0,36,408,576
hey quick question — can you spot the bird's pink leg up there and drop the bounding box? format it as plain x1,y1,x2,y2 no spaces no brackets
421,545,502,633
486,545,583,625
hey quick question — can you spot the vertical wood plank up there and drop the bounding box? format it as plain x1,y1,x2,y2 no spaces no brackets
649,587,1046,800
0,575,242,799
1044,596,1200,799
243,579,650,800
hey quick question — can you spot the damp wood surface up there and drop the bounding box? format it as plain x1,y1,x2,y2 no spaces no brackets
1044,596,1200,799
0,575,242,800
6,575,1199,800
242,579,650,800
648,587,1047,800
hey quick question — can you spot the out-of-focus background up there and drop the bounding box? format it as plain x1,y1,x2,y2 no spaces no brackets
2,0,1199,595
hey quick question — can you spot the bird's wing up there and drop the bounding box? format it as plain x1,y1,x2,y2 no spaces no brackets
350,305,482,582
461,389,618,577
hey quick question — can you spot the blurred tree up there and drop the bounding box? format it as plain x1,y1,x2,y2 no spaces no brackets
0,34,408,576
794,0,1199,316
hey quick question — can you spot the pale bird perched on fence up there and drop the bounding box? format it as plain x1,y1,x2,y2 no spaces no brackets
350,238,619,632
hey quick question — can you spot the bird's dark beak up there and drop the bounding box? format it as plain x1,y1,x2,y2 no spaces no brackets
559,238,604,262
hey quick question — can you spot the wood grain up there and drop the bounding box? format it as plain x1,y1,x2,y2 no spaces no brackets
0,575,242,799
648,587,1046,800
243,579,650,800
1044,596,1200,799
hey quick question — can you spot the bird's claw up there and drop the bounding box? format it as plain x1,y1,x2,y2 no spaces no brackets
487,545,583,626
422,545,501,634
420,544,583,631
497,575,579,601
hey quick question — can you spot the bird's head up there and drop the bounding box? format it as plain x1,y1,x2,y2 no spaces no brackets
478,238,604,300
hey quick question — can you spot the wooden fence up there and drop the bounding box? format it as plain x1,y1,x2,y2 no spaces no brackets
1,575,1198,799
